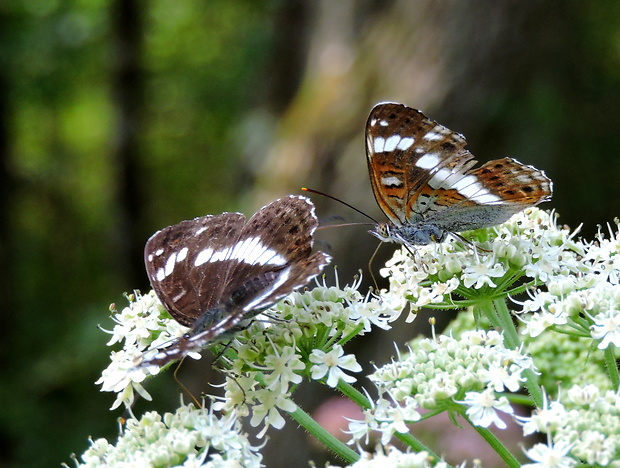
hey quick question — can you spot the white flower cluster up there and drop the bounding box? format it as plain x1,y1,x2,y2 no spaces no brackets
504,217,620,351
519,261,620,350
379,208,584,322
371,209,620,464
211,276,392,437
348,330,534,444
518,385,620,466
87,207,620,466
77,403,262,468
522,440,576,468
97,290,191,410
97,273,400,443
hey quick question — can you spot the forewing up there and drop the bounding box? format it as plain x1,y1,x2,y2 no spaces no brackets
144,213,245,327
366,102,473,225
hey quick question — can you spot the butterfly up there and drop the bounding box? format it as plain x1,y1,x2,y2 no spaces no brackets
365,102,553,247
138,195,331,368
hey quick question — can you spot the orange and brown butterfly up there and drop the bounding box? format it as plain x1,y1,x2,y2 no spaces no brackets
365,102,552,248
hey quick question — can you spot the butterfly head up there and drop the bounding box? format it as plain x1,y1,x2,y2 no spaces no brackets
370,222,447,247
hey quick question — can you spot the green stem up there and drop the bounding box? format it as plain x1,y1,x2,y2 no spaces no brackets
492,270,523,293
288,406,359,464
506,392,535,407
337,380,372,409
521,368,543,408
604,344,620,390
462,413,521,468
491,298,519,349
473,298,502,332
504,279,543,297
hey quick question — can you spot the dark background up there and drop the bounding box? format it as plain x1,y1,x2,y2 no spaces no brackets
1,1,619,467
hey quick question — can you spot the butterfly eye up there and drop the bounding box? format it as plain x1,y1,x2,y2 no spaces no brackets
370,223,392,242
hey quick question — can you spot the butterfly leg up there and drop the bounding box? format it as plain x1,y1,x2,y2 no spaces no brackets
172,356,203,408
367,242,384,290
449,232,491,253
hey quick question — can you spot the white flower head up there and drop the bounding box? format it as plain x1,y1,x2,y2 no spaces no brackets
96,291,190,409
462,259,506,289
379,207,585,320
516,398,567,437
75,403,263,467
310,345,362,388
249,389,297,438
460,388,514,429
254,342,305,391
589,303,620,349
517,386,620,464
522,440,576,468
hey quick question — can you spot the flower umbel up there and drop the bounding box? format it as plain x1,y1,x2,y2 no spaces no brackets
522,440,576,468
76,403,262,467
461,388,514,429
96,291,191,410
517,385,620,465
380,208,585,322
347,329,533,445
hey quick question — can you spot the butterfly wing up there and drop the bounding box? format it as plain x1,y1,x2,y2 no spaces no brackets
145,196,330,329
144,212,246,327
142,251,331,368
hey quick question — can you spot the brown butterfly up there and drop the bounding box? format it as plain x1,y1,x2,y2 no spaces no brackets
139,195,331,368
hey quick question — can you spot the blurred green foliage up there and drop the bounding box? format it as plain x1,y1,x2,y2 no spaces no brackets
1,1,277,466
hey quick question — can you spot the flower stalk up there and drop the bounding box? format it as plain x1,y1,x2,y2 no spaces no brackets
288,405,359,464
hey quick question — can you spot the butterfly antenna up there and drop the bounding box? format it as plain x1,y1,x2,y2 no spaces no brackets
316,222,374,231
302,187,380,224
